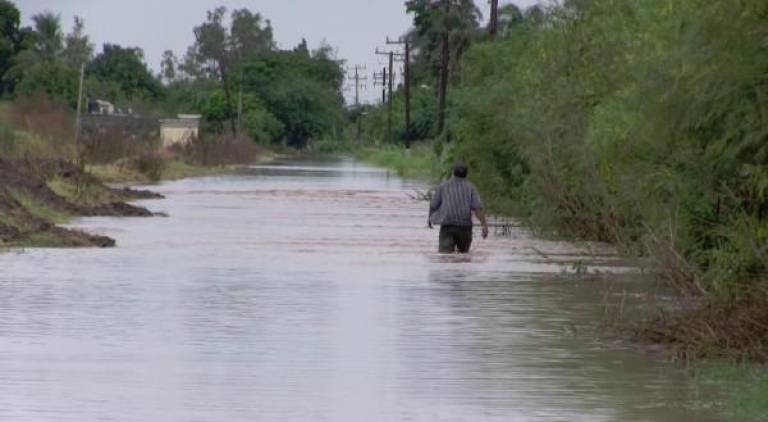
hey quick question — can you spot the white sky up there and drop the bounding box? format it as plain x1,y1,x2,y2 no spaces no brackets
16,0,540,104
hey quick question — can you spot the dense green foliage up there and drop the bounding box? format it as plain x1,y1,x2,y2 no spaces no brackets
358,0,768,327
446,0,768,299
0,2,346,148
164,6,345,147
88,44,162,103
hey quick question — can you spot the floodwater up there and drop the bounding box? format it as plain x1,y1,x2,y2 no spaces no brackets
0,156,721,421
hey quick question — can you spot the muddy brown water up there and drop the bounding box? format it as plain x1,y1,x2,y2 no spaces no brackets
0,156,722,421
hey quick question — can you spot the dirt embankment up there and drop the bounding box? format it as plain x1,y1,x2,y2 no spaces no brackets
0,158,163,248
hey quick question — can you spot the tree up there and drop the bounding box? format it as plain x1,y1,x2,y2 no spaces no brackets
405,0,481,133
179,44,207,80
89,43,162,102
62,16,93,67
241,48,345,147
31,11,62,61
0,0,20,92
160,49,177,83
15,61,78,105
189,7,277,135
230,9,273,59
497,4,524,38
192,7,235,133
405,0,481,70
293,38,309,56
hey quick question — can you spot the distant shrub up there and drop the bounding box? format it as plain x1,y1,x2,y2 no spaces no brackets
171,135,266,166
9,95,75,159
130,151,167,182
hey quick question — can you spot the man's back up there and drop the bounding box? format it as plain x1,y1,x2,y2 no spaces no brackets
429,177,483,227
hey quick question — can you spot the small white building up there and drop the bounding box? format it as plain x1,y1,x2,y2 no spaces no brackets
160,114,201,148
88,99,115,115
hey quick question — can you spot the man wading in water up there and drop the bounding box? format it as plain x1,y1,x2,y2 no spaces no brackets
428,163,489,253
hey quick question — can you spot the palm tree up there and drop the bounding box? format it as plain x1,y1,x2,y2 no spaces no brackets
405,0,481,133
31,11,63,61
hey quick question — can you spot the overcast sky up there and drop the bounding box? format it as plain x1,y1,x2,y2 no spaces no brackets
16,0,540,103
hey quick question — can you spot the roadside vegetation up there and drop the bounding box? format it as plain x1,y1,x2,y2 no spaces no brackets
348,0,767,415
1,0,765,415
0,0,346,247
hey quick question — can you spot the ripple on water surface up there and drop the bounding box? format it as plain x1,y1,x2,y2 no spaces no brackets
0,157,721,421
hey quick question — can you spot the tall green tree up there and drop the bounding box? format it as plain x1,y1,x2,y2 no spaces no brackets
160,49,177,83
405,0,481,133
497,4,524,38
404,0,481,73
62,16,93,68
230,9,273,58
31,11,62,61
188,6,275,134
192,7,235,132
3,10,75,103
0,0,20,92
88,43,162,102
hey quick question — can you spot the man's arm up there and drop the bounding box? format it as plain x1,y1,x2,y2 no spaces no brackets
474,208,489,239
428,185,442,229
470,185,489,239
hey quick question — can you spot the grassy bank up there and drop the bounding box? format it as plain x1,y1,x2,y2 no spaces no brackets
0,159,158,248
1,98,276,248
696,363,768,421
356,143,441,181
88,156,272,185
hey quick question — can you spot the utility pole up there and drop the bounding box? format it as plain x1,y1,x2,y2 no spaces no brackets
237,68,243,137
346,65,367,108
386,36,412,148
388,51,393,145
375,48,399,145
346,65,367,142
489,0,499,41
373,67,388,105
74,62,86,170
437,0,451,134
382,67,387,105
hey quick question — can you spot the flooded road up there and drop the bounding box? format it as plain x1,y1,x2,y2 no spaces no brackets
0,157,720,421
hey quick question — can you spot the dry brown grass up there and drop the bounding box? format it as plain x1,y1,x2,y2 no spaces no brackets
641,287,768,363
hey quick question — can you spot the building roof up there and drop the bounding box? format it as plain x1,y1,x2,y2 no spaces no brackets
160,118,199,129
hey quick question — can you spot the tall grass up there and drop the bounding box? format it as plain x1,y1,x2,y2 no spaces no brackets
357,143,441,180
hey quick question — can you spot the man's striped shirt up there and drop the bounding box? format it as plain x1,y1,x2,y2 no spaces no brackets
429,177,484,227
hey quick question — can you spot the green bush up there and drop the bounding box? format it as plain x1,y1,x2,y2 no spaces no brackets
447,0,768,296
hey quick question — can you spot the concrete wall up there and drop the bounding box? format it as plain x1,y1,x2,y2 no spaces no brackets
161,126,198,148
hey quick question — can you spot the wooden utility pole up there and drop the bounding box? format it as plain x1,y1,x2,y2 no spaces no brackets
388,51,394,145
436,0,451,134
375,48,397,144
346,65,367,142
237,68,243,136
387,36,412,148
489,0,499,41
373,67,388,105
74,62,86,169
348,65,367,108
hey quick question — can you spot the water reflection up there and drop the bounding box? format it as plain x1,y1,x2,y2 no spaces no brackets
0,156,719,421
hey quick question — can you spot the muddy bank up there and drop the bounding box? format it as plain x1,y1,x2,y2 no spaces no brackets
0,158,162,247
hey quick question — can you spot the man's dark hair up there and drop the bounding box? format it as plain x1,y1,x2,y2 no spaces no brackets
453,162,468,178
